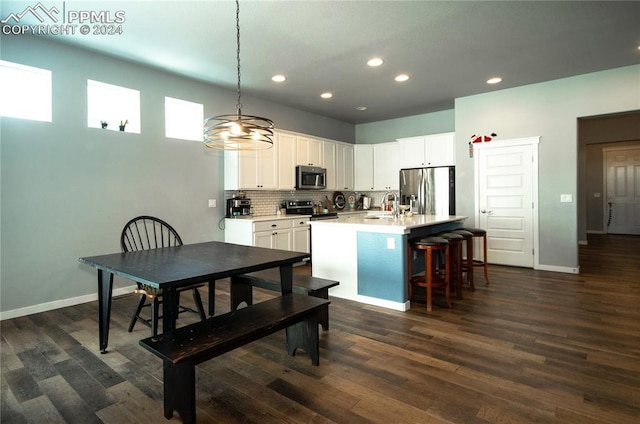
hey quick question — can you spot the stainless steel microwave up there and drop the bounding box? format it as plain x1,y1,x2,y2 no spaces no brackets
296,165,326,190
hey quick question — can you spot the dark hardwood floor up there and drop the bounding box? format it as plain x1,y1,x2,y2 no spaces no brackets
2,234,639,423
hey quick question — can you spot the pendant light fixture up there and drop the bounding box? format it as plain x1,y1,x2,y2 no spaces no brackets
203,0,274,150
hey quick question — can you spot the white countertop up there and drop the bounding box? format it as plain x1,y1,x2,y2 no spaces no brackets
225,214,311,222
308,214,467,234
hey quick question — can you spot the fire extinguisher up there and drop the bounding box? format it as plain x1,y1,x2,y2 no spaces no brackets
468,141,474,158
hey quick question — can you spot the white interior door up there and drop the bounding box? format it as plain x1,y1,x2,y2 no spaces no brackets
604,147,640,235
475,138,539,268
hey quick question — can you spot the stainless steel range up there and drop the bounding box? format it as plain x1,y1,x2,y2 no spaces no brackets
284,200,338,220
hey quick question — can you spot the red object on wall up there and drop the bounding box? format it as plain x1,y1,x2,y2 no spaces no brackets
470,133,497,143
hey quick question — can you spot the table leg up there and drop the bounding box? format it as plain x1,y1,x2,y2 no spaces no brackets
207,281,216,316
279,264,293,295
162,287,179,334
97,270,114,354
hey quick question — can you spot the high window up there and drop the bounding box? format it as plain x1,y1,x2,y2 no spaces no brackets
87,80,140,133
0,60,52,122
165,96,204,141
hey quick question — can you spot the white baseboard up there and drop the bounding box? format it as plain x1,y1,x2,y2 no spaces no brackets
355,294,410,312
0,285,137,321
535,264,580,274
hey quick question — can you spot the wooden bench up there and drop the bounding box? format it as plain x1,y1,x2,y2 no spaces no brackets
139,293,329,424
229,268,339,331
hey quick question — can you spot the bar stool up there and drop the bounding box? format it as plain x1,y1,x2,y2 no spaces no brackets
452,229,475,290
408,237,451,312
437,232,464,299
463,227,489,284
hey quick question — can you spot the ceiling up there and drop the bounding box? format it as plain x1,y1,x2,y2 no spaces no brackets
2,1,639,124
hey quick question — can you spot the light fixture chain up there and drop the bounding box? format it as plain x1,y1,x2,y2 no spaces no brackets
235,0,242,115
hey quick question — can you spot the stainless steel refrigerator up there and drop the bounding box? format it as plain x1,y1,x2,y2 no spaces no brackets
399,166,455,215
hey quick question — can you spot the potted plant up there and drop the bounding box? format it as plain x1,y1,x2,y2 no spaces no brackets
101,121,108,129
119,120,128,131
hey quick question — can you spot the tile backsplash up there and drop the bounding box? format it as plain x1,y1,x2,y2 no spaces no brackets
224,190,390,216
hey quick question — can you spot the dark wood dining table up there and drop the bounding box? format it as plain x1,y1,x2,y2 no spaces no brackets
79,241,310,353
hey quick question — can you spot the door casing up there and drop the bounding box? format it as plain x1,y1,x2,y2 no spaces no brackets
473,136,540,269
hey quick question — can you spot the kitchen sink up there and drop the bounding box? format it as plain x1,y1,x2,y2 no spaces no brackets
364,214,395,219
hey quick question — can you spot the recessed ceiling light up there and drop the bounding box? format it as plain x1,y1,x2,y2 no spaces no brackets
320,92,333,99
367,58,384,67
271,75,286,82
487,77,502,84
395,74,410,82
356,106,367,111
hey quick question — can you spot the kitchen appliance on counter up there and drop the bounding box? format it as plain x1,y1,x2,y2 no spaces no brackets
226,197,252,217
399,166,455,215
295,165,327,190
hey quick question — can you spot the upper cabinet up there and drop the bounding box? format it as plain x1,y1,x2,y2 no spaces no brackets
323,141,354,191
224,140,278,190
398,132,455,168
277,132,296,190
225,129,352,191
323,141,337,190
296,136,323,166
373,142,400,190
335,143,354,191
354,144,374,191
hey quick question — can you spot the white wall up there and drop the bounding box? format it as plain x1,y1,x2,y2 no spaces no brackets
0,36,353,318
454,65,640,269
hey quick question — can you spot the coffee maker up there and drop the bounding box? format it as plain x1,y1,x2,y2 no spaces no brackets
226,198,251,217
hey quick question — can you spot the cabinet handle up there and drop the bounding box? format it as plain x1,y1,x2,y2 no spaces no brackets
271,224,277,227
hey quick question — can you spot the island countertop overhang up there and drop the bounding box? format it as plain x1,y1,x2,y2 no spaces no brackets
308,214,468,234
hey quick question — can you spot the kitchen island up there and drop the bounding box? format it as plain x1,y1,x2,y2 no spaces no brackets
309,213,467,311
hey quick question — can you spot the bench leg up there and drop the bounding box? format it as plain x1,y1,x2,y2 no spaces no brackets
229,276,253,311
285,314,320,366
163,360,196,424
308,289,330,331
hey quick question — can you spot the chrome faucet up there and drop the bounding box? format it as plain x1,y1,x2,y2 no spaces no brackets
382,191,399,218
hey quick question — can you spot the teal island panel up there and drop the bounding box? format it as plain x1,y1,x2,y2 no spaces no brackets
357,232,408,303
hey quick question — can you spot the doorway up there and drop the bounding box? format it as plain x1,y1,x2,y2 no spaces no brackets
474,137,539,268
603,146,640,235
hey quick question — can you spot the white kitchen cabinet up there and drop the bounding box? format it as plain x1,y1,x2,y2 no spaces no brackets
398,132,455,168
253,219,292,250
296,136,323,166
398,136,426,168
224,140,278,190
354,144,374,190
373,142,400,190
323,140,337,190
225,217,308,253
277,131,296,190
323,141,354,191
292,218,310,254
336,143,354,191
425,132,455,166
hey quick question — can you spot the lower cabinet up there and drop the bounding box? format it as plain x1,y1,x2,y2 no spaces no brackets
225,217,309,253
292,218,310,254
252,220,293,250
